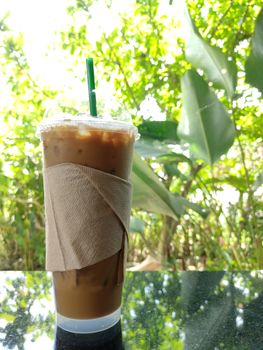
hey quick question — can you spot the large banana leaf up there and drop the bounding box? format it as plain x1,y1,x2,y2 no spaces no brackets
183,3,237,99
245,7,263,94
131,152,208,218
177,69,235,165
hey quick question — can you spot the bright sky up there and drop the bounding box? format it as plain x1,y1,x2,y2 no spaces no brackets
0,0,68,84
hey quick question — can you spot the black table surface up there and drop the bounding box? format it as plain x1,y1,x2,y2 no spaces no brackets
0,271,263,350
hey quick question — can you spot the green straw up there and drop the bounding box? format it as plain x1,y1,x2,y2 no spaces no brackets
86,57,97,117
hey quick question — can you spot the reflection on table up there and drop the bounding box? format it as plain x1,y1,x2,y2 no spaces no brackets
0,271,262,349
55,321,123,350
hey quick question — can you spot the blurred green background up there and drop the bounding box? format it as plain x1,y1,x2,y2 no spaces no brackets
0,0,262,270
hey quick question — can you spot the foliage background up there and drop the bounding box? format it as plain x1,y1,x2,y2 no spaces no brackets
0,0,262,270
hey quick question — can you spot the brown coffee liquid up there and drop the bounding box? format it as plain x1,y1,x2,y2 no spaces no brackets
41,124,134,319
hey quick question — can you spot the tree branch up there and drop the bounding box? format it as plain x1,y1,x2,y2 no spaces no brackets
232,107,257,241
209,0,234,38
232,3,250,52
181,163,203,197
103,34,140,111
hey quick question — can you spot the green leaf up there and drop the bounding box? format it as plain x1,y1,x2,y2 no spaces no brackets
158,153,192,165
245,7,263,94
135,137,173,158
177,69,235,165
183,4,237,99
132,152,184,218
129,217,145,234
131,152,208,218
193,175,247,192
221,175,248,192
138,121,179,142
135,136,189,161
0,313,15,322
164,163,188,180
179,197,209,219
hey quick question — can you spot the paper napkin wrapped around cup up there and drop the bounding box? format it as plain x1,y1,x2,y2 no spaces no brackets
44,163,131,282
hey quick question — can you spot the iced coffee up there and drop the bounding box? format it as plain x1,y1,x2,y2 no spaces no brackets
38,115,136,332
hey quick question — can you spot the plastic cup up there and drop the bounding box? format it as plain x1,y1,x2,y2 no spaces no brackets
38,113,137,333
54,320,123,349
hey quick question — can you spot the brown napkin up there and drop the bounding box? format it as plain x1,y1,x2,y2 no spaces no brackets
44,163,131,272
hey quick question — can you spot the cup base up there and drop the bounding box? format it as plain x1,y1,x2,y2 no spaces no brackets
56,307,121,334
55,320,123,349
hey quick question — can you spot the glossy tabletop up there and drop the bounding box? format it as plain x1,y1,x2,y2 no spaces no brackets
0,271,262,349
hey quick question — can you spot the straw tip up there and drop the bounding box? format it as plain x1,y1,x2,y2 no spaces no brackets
86,57,93,64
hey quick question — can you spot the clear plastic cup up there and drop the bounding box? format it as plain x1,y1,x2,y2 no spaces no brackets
38,113,137,333
56,307,121,334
